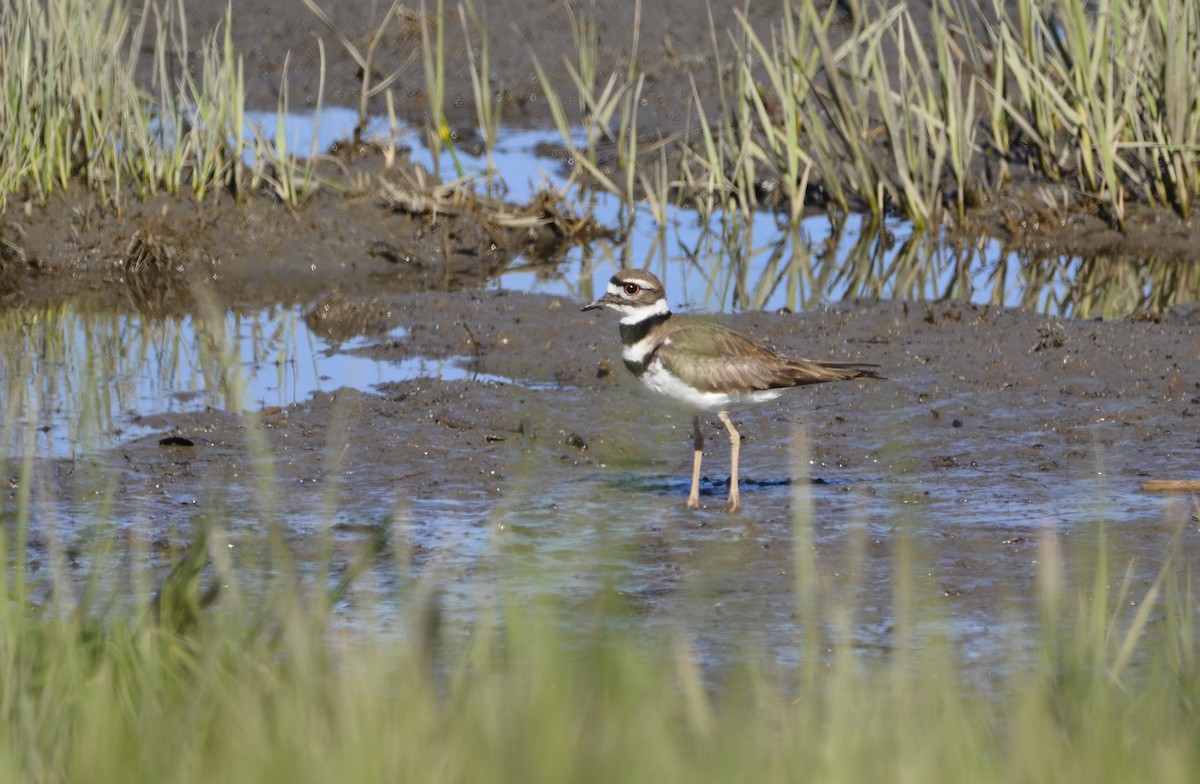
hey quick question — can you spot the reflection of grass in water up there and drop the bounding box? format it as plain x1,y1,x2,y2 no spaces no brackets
678,215,1199,318
0,302,307,456
1016,255,1200,318
2,321,1199,780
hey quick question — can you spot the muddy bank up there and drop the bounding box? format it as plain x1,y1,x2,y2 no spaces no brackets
0,153,589,312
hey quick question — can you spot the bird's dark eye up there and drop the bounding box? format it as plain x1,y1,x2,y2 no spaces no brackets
623,283,640,295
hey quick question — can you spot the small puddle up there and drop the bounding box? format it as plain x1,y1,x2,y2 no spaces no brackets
0,304,514,459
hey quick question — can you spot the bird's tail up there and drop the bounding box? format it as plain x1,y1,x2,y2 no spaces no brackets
786,359,884,385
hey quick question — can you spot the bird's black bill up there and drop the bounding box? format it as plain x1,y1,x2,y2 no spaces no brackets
582,294,617,312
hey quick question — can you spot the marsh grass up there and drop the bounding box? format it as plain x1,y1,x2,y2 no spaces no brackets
661,0,1200,230
505,0,1200,313
458,0,502,190
420,0,466,178
7,0,1200,300
8,0,1200,231
300,0,410,148
527,0,672,231
0,0,321,209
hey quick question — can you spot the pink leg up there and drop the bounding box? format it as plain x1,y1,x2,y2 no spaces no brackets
717,411,740,512
687,416,702,509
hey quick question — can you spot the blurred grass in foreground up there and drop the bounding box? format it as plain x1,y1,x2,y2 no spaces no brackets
0,486,1197,782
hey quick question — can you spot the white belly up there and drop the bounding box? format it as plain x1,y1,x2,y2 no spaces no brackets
639,361,785,412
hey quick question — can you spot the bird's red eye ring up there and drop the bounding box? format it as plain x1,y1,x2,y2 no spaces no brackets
623,283,640,295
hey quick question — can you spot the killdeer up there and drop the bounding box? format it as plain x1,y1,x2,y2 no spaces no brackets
584,268,880,512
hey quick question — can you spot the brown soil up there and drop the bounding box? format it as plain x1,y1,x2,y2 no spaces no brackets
4,0,1199,665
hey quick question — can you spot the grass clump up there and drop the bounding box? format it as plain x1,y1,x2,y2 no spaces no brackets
990,0,1200,226
653,0,1200,230
0,0,321,209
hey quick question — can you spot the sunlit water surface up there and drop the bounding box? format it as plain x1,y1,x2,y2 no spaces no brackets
251,107,1196,316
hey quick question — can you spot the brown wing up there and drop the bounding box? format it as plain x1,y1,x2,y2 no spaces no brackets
656,318,879,394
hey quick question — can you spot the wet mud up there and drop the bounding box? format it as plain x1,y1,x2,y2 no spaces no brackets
19,289,1200,671
3,0,1200,671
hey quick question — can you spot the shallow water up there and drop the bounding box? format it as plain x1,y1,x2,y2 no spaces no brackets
247,109,1198,318
0,305,514,459
3,292,1196,680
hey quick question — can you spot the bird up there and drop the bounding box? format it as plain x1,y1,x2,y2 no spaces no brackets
583,268,880,512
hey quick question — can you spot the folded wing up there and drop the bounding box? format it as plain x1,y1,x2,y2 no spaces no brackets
657,319,880,394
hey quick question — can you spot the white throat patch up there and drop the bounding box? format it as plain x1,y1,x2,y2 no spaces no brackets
618,296,670,325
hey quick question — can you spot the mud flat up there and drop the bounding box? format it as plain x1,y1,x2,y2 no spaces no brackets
16,285,1193,668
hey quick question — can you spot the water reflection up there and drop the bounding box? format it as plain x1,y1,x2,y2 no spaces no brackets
235,108,1200,317
1013,253,1200,317
554,212,1199,318
0,305,497,458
